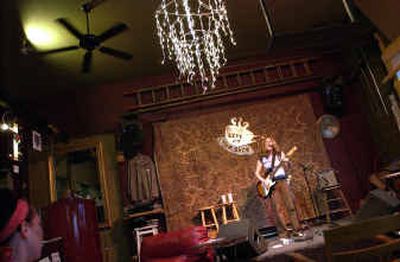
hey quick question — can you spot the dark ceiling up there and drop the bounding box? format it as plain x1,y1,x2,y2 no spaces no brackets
1,0,350,102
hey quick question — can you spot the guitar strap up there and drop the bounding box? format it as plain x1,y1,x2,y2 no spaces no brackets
271,152,276,174
261,152,276,175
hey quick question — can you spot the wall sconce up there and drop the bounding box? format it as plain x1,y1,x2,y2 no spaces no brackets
0,122,9,131
1,111,18,134
1,111,20,161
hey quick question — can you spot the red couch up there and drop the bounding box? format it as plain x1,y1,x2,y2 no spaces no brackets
140,226,214,262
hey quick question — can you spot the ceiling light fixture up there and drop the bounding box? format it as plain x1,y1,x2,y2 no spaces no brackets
25,24,55,49
155,0,236,92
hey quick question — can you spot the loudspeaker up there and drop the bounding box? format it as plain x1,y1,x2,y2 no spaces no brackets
355,189,400,221
217,219,268,260
321,82,345,117
119,123,144,159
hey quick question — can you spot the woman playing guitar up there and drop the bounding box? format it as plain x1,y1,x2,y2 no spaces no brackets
254,136,302,238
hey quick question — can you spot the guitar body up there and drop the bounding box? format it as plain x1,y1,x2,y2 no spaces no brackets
256,177,276,198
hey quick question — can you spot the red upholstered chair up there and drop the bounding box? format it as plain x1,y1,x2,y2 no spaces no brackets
140,226,214,262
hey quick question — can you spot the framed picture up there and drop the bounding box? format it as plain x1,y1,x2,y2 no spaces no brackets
32,130,42,152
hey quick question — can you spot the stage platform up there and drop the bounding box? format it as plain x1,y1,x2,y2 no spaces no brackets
254,218,354,261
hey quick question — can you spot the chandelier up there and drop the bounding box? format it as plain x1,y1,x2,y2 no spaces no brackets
155,0,236,92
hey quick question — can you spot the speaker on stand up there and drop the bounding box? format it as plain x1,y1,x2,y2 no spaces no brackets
321,78,345,117
118,119,144,160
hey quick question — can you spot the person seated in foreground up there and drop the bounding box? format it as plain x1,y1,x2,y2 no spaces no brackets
369,157,400,199
0,188,43,262
355,157,400,220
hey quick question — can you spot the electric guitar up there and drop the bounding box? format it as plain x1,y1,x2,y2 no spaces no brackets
256,146,298,198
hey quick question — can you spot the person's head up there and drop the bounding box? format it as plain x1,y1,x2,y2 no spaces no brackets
0,188,43,262
262,136,279,153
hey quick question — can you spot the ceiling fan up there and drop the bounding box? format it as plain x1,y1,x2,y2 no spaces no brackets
38,0,133,73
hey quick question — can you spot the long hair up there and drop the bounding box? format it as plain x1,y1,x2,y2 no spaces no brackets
259,136,281,157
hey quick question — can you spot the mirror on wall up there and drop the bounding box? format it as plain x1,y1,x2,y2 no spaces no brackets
48,138,111,228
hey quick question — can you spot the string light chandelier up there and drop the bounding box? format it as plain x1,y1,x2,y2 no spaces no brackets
155,0,236,92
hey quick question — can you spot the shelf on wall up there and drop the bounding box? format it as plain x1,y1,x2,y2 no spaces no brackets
123,208,164,221
123,56,320,113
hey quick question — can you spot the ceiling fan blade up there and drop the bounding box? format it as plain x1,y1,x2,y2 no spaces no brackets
82,51,93,73
56,18,83,40
36,46,80,55
99,46,132,60
97,23,128,43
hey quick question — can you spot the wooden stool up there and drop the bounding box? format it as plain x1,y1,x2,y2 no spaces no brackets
133,224,159,262
221,202,240,224
321,185,353,223
198,205,219,231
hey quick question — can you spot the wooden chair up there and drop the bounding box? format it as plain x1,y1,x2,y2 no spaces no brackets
198,205,219,232
133,224,159,262
324,213,400,262
321,185,353,223
288,214,400,262
317,169,353,223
